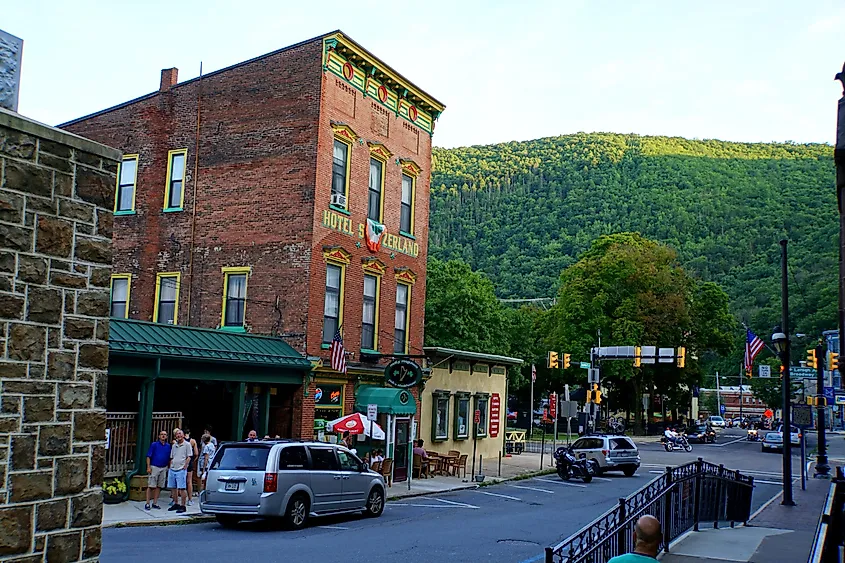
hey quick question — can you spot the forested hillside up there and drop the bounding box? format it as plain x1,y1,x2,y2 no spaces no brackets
429,134,836,337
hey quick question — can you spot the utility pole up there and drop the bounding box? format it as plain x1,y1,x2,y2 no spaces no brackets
715,371,721,416
815,341,830,478
836,63,845,394
778,239,795,506
739,363,744,420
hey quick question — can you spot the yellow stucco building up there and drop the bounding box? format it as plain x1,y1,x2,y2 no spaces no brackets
420,347,523,469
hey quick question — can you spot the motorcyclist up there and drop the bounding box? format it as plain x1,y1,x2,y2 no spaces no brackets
663,426,680,446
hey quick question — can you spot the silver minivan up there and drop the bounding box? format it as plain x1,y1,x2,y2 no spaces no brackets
570,434,640,476
200,440,385,529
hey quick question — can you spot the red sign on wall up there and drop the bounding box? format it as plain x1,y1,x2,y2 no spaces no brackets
490,393,501,437
549,392,557,419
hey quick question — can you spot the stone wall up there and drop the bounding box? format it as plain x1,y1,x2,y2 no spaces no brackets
0,107,120,562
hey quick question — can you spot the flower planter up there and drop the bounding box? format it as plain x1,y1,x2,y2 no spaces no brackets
103,493,124,505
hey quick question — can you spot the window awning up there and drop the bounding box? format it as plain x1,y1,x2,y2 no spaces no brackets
355,386,417,415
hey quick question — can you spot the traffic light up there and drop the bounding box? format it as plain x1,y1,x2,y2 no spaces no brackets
634,346,641,368
829,352,839,371
563,354,571,369
807,396,815,406
586,387,594,403
779,365,784,378
807,349,818,369
677,347,686,368
593,384,602,404
547,351,559,369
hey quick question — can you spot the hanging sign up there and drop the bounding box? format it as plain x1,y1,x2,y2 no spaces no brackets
489,394,501,437
549,393,557,418
384,359,423,388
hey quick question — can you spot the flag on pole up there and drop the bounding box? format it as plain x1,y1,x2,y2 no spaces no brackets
330,328,347,374
745,329,764,375
531,364,536,383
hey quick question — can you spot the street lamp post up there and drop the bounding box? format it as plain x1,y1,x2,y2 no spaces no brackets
774,239,795,506
815,341,831,478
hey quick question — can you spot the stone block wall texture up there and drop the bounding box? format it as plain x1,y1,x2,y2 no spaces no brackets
0,107,120,562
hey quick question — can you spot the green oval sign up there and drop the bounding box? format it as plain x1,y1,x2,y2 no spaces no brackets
384,359,422,388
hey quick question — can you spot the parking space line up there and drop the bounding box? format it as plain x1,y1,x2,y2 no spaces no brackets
712,437,746,447
535,477,587,488
388,503,456,508
433,497,479,509
318,525,350,530
592,477,613,482
509,484,554,494
478,491,522,501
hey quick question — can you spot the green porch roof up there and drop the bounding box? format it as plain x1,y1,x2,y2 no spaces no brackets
109,318,312,369
355,386,417,415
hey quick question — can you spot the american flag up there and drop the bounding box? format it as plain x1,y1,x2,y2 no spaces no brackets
330,328,347,374
531,364,536,383
745,329,764,374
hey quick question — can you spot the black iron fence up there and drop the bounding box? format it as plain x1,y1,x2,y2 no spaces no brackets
544,458,754,563
810,467,845,563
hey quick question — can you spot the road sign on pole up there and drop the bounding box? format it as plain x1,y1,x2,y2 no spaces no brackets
719,404,726,415
587,368,599,384
759,365,771,378
580,362,591,369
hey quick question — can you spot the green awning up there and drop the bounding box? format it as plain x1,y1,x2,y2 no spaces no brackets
109,318,312,369
355,386,417,415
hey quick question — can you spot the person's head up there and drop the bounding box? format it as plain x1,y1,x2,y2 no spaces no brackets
174,428,184,442
202,434,210,444
632,515,662,556
204,425,213,435
418,439,425,448
247,430,257,440
158,430,168,443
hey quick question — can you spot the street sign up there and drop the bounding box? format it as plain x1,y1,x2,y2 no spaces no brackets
367,403,378,422
489,394,501,437
549,393,557,418
595,346,636,359
640,346,656,364
791,367,816,379
825,387,835,402
719,404,726,414
560,400,579,418
758,365,771,378
587,368,599,384
474,409,481,424
836,395,845,406
658,347,675,363
792,404,813,427
580,362,591,369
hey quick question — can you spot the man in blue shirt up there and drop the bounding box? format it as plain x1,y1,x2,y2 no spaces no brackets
608,515,661,562
145,430,171,510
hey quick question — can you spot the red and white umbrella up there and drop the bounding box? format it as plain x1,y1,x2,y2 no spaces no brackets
326,413,385,440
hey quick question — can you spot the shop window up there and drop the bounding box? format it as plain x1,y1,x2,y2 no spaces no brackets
115,154,138,214
394,282,410,354
278,446,308,470
331,139,350,210
109,274,131,318
368,157,383,222
432,391,450,441
322,263,344,345
221,267,249,330
361,274,380,351
154,272,180,324
474,394,489,438
314,383,344,422
164,149,187,211
454,394,470,440
400,173,415,235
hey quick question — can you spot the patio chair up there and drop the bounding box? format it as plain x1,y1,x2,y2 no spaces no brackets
412,454,424,478
380,458,393,487
448,450,461,457
455,454,468,478
370,460,382,473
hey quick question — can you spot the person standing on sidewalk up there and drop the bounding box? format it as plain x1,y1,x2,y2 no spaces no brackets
198,433,216,490
145,430,171,510
167,428,191,513
608,515,662,562
183,428,199,506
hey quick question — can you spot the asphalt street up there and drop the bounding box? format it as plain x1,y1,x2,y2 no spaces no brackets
100,428,811,563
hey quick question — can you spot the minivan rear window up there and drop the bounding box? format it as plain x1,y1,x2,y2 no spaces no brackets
610,438,636,450
210,445,270,471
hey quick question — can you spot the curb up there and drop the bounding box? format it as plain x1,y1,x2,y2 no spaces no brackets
105,515,215,528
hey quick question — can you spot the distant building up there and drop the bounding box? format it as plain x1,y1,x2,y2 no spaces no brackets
698,386,767,419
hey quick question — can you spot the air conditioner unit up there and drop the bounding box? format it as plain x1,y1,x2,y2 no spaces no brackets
330,193,347,208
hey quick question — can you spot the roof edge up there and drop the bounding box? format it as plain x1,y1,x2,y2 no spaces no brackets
423,347,523,366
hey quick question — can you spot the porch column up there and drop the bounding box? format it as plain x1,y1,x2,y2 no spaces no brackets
231,382,246,440
134,376,157,475
258,387,271,437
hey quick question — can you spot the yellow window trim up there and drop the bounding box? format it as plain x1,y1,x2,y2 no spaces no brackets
324,261,347,338
397,280,411,354
163,148,188,210
362,272,381,351
331,125,355,203
368,151,387,224
323,246,352,266
401,172,416,235
220,266,251,328
361,257,387,276
114,154,139,213
110,274,132,318
153,272,181,324
394,268,417,285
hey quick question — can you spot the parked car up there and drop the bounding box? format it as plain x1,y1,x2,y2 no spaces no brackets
686,423,716,444
200,440,385,529
761,431,783,452
569,434,640,476
707,416,726,428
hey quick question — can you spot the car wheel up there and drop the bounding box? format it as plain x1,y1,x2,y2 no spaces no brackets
284,494,309,530
364,487,384,518
215,515,241,528
623,466,637,477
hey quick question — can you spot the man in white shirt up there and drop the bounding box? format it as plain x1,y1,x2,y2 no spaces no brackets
664,427,678,445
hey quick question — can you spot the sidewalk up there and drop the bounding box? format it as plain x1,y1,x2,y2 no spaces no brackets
102,452,553,527
660,475,829,562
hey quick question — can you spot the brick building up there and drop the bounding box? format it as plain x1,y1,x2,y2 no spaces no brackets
61,31,444,478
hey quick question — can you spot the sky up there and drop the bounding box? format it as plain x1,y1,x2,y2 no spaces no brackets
4,0,845,148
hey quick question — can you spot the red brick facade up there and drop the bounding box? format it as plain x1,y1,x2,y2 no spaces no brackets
62,32,443,440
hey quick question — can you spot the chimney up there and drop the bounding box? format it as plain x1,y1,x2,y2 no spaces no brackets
160,68,178,92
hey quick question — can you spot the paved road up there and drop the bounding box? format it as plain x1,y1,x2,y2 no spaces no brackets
99,428,803,563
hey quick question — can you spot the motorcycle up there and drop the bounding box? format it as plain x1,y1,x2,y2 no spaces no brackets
554,447,598,483
746,427,760,441
661,434,693,452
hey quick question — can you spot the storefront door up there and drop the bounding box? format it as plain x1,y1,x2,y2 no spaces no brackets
394,419,410,482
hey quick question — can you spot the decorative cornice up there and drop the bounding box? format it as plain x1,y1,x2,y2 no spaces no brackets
362,257,387,276
331,122,359,144
322,246,352,265
399,159,422,177
394,267,417,285
367,141,393,161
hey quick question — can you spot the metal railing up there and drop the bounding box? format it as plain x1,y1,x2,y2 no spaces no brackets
810,467,845,563
545,459,754,563
105,411,182,476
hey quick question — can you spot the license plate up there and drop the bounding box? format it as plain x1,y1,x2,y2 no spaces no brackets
224,482,239,491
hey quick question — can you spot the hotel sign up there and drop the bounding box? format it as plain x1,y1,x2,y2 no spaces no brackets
322,209,419,258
